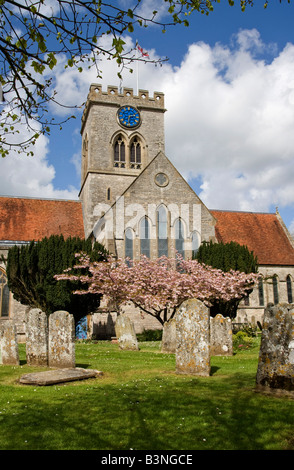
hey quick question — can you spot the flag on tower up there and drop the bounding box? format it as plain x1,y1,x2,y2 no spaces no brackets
136,43,149,58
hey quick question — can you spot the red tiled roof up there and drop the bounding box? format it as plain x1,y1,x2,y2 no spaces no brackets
210,210,294,266
0,197,85,241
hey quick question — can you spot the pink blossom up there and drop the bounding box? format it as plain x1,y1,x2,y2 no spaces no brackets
55,254,259,325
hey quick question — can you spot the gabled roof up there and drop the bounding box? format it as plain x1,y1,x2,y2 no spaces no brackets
0,196,85,242
210,210,294,266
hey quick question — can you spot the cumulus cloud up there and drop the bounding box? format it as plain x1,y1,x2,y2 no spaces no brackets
0,114,78,200
160,30,294,229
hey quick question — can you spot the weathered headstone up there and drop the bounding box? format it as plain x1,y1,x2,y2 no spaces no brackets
256,303,294,394
176,298,210,376
0,321,19,365
48,311,75,368
115,315,139,350
210,314,233,356
26,308,48,366
161,317,177,353
20,368,103,386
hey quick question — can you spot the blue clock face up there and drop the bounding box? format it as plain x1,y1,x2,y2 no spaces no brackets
118,106,140,128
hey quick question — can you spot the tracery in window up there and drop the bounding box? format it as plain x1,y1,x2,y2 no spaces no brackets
0,269,9,318
114,135,126,167
130,137,141,169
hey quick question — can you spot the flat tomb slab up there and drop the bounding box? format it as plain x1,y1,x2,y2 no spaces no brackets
19,367,103,386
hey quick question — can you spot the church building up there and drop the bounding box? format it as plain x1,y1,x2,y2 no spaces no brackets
1,84,294,341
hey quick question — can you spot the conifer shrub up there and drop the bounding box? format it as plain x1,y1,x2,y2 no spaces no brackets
194,240,259,319
6,235,108,325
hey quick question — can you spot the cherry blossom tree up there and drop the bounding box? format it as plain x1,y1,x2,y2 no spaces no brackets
55,253,259,325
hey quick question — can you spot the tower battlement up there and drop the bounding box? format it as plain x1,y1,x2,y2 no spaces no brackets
81,84,165,130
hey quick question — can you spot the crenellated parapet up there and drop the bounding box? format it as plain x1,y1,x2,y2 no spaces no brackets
81,84,165,131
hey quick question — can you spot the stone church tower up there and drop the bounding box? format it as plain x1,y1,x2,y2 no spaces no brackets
79,84,166,239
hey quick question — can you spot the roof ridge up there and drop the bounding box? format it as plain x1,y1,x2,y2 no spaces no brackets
210,209,275,215
0,195,81,203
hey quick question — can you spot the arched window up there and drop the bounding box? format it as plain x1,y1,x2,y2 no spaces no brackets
0,269,10,318
114,135,126,167
130,137,141,169
273,275,279,305
287,275,293,303
175,218,185,259
191,231,200,258
258,278,264,306
157,205,168,258
125,228,134,262
140,217,150,258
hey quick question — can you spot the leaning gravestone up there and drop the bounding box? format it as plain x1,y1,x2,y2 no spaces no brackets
256,303,294,394
176,298,210,376
210,314,233,356
26,308,48,366
161,317,177,353
48,311,75,368
0,320,19,365
115,315,139,350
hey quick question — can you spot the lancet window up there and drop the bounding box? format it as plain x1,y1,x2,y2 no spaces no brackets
191,231,200,258
125,228,134,262
258,278,264,306
287,275,293,303
114,135,126,167
273,275,279,305
157,205,168,258
175,218,185,259
140,217,150,258
0,269,9,318
130,137,142,169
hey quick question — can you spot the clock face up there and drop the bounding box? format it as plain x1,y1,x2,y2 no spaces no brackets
118,106,140,128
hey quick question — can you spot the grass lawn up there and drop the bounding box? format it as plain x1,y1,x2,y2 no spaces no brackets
0,337,293,451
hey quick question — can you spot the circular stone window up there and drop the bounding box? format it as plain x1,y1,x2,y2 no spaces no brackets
155,172,169,187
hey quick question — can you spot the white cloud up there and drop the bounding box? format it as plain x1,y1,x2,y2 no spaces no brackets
160,31,294,226
0,115,78,200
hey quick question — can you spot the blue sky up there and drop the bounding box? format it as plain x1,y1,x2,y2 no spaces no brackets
1,1,294,234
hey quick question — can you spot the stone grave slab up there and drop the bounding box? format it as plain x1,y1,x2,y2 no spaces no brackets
19,367,103,386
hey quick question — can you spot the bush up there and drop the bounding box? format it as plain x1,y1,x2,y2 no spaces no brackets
233,330,254,350
137,329,163,342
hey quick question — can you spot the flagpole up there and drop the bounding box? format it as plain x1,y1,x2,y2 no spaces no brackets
136,40,139,96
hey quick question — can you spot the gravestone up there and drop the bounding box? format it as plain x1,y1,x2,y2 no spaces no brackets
26,308,48,366
210,314,233,356
20,368,103,386
0,321,19,365
48,311,75,368
256,303,294,394
115,315,139,350
161,317,177,353
176,298,210,376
